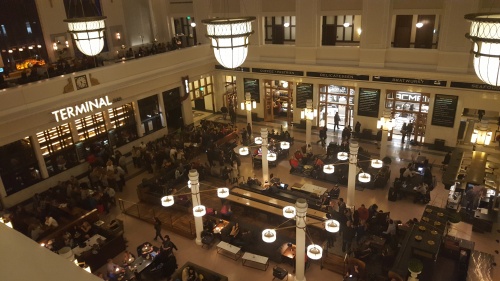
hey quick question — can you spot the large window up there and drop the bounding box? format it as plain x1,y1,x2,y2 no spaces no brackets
0,137,41,195
138,95,163,135
321,15,361,46
190,76,214,112
392,14,440,49
36,124,78,176
318,85,355,129
264,16,296,44
108,103,138,146
75,112,107,141
173,16,197,47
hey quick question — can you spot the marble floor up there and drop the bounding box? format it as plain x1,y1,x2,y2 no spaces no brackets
98,113,498,281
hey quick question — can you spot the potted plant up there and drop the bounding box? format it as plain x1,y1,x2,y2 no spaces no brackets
408,258,423,280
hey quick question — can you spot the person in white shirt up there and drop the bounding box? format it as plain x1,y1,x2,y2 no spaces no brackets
45,216,58,228
383,219,397,236
170,147,177,162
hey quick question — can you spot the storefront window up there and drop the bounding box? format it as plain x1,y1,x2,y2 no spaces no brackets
108,103,138,147
138,95,163,135
36,123,78,176
0,137,41,196
386,90,430,143
190,76,214,112
75,112,107,141
318,85,355,129
263,80,293,124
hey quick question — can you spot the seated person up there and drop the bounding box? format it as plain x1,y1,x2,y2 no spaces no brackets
353,241,373,262
229,223,240,239
414,183,429,203
289,157,302,173
402,163,417,181
123,250,135,266
45,216,59,228
313,157,324,169
294,150,304,161
80,221,93,239
383,219,397,237
106,259,123,277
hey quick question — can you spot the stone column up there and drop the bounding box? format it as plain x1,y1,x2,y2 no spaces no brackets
305,99,313,146
157,92,167,128
189,169,203,245
261,128,269,184
132,101,144,137
30,136,49,179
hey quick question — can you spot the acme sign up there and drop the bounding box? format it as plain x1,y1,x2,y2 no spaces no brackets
52,96,113,122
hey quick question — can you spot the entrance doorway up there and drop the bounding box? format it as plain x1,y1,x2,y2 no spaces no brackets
263,80,293,124
189,76,215,113
318,84,355,130
385,90,429,143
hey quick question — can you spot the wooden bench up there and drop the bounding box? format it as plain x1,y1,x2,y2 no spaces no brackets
215,131,239,146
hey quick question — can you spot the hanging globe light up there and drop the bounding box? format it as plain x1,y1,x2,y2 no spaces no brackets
371,159,383,168
267,152,277,162
262,229,276,243
255,137,263,144
337,152,348,161
202,17,256,69
323,164,335,174
280,141,290,150
161,195,174,207
239,146,249,156
217,187,229,198
465,13,500,86
306,244,323,260
358,172,371,183
282,206,296,218
193,205,207,217
325,219,340,233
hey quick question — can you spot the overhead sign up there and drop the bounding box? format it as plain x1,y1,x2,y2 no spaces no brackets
252,68,304,76
215,65,250,72
52,96,113,122
450,81,500,92
373,76,447,87
307,71,369,81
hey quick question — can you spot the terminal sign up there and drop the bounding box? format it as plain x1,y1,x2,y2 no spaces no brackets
52,96,113,122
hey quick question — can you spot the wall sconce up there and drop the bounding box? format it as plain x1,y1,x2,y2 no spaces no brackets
53,42,58,50
416,22,424,28
116,32,121,40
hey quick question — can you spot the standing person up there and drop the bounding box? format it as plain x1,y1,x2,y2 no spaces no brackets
342,221,356,253
478,109,485,121
354,121,361,138
153,217,164,241
401,122,407,144
406,121,414,142
317,126,327,145
162,235,178,255
247,123,252,139
334,112,341,130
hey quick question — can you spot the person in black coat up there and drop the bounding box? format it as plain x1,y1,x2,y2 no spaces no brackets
153,217,164,241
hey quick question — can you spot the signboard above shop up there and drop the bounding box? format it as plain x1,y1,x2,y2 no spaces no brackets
252,68,304,76
307,71,369,81
373,76,447,87
215,65,250,72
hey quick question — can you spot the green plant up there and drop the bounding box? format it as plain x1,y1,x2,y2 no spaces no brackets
408,258,423,273
447,211,461,224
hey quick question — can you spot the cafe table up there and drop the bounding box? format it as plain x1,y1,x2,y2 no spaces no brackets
291,183,328,197
72,234,106,256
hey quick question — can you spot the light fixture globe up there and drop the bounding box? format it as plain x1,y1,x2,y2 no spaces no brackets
161,195,174,207
267,152,277,162
307,244,323,260
465,13,500,86
202,17,256,69
325,219,340,233
193,205,207,217
64,16,106,56
255,137,263,144
371,159,383,168
280,141,290,150
262,229,276,243
358,172,371,183
337,152,348,161
239,147,249,156
282,206,296,218
323,164,335,174
217,187,229,198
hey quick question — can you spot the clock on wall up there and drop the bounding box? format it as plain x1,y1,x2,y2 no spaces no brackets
74,75,89,90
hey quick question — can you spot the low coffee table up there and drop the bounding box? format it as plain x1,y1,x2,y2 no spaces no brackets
241,252,269,271
216,241,242,260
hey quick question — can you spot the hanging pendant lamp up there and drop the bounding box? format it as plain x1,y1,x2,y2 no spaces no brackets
64,1,107,56
202,17,256,69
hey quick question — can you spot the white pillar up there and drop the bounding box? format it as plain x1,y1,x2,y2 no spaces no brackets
347,141,359,207
305,99,312,146
295,198,307,281
30,136,49,179
261,128,269,184
157,92,167,127
132,101,144,137
380,109,391,159
189,169,203,245
245,93,253,138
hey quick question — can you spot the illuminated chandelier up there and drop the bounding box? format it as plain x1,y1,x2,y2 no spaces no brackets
202,17,256,69
64,1,107,56
465,13,500,86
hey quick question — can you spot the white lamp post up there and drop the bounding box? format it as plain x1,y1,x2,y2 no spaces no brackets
261,128,269,185
241,93,256,138
295,199,307,281
189,170,204,245
202,17,256,69
377,109,393,159
347,141,359,207
301,99,316,146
